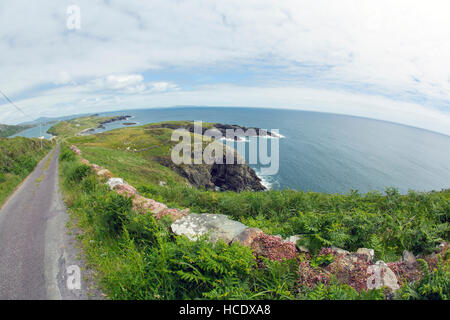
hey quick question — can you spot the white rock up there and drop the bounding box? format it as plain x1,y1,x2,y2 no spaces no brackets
171,213,248,244
366,261,400,292
107,178,125,190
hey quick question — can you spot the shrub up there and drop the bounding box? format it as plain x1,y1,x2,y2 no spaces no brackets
97,193,133,236
396,257,449,300
67,164,92,184
59,148,76,162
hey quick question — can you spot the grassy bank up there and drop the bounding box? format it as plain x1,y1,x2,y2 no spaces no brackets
65,123,449,262
138,185,450,261
59,145,389,300
0,137,53,206
59,141,449,300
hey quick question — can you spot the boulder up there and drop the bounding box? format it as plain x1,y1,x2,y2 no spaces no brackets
114,184,138,198
70,145,82,155
171,213,247,244
91,164,102,171
331,247,351,256
107,178,126,190
250,234,298,262
97,169,112,178
132,195,168,216
402,250,416,266
366,261,400,292
357,248,375,262
231,228,264,247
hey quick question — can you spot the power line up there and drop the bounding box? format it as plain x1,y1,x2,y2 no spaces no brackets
0,89,29,118
0,89,43,149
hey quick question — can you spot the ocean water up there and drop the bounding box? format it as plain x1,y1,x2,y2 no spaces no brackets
15,107,450,194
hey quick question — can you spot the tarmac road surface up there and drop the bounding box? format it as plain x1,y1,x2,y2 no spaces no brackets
0,144,99,299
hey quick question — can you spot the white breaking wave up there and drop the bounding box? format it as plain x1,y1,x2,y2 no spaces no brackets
219,136,248,142
254,168,273,190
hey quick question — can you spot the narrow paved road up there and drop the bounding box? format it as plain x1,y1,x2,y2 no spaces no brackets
0,145,97,299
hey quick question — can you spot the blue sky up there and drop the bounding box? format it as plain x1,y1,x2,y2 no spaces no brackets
1,0,450,135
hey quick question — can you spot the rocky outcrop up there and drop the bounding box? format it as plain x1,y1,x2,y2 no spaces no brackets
165,144,266,192
147,122,280,140
99,115,131,125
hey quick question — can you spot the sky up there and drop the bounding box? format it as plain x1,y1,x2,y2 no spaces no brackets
0,0,449,135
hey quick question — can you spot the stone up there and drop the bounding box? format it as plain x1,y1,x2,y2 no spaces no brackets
107,178,125,190
157,208,190,221
159,181,167,187
91,164,102,171
366,261,400,292
80,158,90,165
70,145,82,155
357,248,375,262
132,195,168,216
331,247,351,256
114,184,138,198
97,169,112,178
171,213,248,244
231,228,264,247
402,250,416,266
437,241,448,253
284,235,309,253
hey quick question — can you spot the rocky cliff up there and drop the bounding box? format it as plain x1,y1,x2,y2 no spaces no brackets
146,122,268,192
160,144,266,192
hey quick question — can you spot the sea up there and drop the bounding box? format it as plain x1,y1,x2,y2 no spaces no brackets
13,107,450,194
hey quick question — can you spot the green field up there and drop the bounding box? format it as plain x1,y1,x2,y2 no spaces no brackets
47,115,121,138
0,137,53,206
56,119,449,300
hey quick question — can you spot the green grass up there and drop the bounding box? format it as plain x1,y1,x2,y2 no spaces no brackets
0,137,53,206
59,140,449,300
63,121,450,261
60,147,398,300
139,185,449,261
55,118,449,300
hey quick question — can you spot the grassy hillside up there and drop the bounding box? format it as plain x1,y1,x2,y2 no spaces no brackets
59,144,449,300
58,120,449,300
65,123,192,187
0,124,34,138
0,137,53,206
47,115,123,138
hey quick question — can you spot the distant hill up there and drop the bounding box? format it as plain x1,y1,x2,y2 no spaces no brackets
0,124,34,138
19,113,97,126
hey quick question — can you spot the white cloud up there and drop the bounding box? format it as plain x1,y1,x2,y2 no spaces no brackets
0,0,449,134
